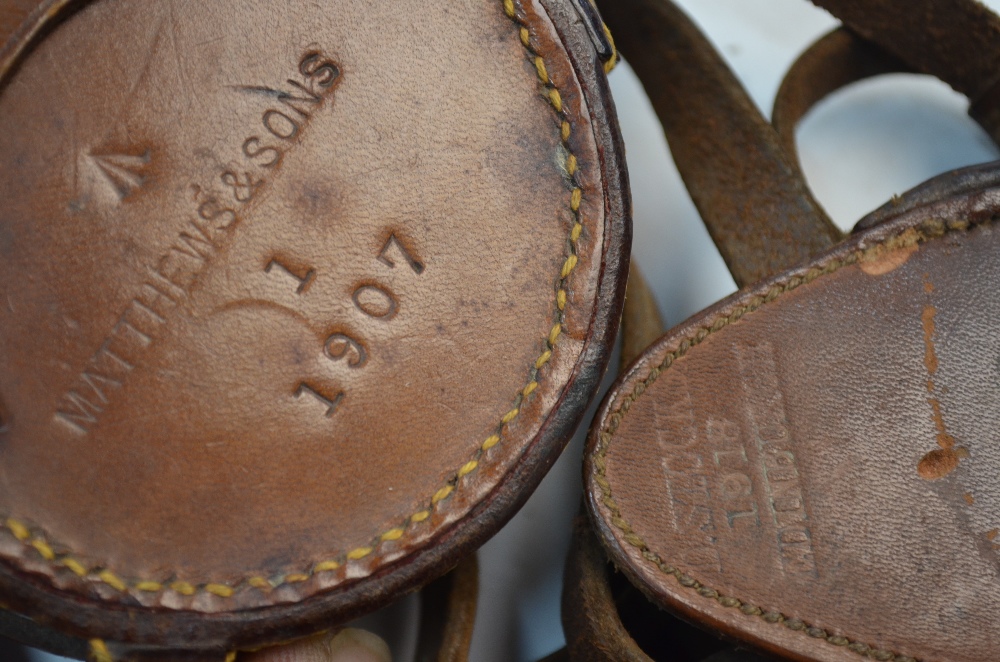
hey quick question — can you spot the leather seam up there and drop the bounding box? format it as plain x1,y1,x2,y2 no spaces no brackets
593,217,986,662
2,0,587,605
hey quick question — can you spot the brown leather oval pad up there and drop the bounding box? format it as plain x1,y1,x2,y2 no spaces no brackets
588,170,1000,662
0,0,629,649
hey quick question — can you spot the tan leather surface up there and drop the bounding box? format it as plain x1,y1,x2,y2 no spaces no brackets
588,190,1000,661
0,0,618,622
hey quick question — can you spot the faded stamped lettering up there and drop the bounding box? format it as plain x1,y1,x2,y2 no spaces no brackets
658,375,723,572
709,417,760,532
54,51,340,434
735,342,818,578
258,232,425,419
662,450,722,572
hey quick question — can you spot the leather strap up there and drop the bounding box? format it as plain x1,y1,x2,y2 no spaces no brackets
414,555,478,662
596,0,841,288
561,516,653,662
809,0,1000,142
771,28,912,184
620,263,665,371
810,0,1000,99
555,265,663,662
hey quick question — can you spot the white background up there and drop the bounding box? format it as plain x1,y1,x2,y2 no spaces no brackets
30,0,1000,660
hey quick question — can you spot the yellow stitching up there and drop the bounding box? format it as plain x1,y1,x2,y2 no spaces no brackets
89,639,113,662
348,547,373,561
7,518,29,541
206,583,234,597
63,558,87,577
31,539,55,560
548,323,562,345
592,219,981,662
99,570,126,592
285,573,309,583
381,528,405,541
603,24,619,74
561,255,578,278
548,88,563,112
565,153,577,175
534,56,549,83
432,485,454,504
0,0,587,605
171,581,196,596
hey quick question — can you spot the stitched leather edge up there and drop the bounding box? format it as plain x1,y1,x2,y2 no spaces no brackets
0,0,595,605
592,215,993,662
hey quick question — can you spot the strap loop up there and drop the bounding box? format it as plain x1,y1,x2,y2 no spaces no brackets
772,28,912,182
812,0,1000,143
596,0,841,287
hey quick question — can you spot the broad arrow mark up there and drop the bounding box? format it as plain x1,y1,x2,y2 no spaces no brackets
89,150,151,200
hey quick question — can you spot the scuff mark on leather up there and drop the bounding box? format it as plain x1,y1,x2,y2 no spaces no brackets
917,281,967,480
858,243,917,275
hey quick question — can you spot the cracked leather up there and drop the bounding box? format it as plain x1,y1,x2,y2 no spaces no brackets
0,0,628,655
587,166,1000,662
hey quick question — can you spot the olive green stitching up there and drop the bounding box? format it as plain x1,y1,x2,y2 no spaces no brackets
594,216,982,662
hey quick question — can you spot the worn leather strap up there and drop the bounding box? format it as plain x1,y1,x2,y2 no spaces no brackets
772,24,1000,236
596,0,841,288
809,0,1000,142
809,0,1000,99
620,264,665,372
561,516,657,662
414,555,478,662
771,28,912,185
